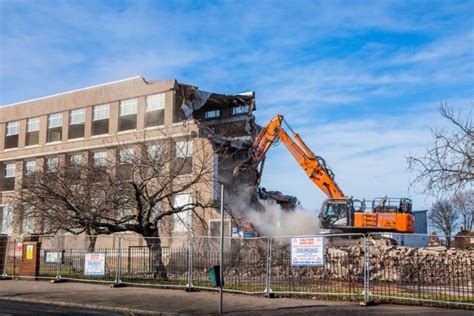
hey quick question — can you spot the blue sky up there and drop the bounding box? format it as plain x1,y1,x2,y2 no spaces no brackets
1,0,473,211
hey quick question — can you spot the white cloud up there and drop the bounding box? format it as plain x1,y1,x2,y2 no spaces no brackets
259,108,447,212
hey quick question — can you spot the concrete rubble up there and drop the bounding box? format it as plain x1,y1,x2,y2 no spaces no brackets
189,237,473,287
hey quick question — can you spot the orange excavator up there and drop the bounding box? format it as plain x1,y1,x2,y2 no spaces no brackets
242,114,414,234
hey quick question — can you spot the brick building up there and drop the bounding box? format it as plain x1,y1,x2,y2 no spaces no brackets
0,76,256,239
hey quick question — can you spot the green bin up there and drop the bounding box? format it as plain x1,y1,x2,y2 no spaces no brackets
208,265,223,287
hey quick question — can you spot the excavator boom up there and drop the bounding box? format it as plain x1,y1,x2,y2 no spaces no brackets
246,114,414,234
251,115,345,199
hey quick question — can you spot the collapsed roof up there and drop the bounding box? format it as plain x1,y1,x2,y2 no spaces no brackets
177,83,256,120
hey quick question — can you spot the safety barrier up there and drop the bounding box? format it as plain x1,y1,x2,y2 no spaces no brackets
0,232,472,309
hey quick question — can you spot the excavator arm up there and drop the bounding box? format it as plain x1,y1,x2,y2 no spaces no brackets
250,115,345,199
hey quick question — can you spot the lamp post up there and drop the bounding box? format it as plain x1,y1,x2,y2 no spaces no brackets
219,183,224,314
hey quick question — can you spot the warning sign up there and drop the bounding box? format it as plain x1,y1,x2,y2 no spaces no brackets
291,236,324,266
26,245,34,260
84,253,106,276
16,243,23,256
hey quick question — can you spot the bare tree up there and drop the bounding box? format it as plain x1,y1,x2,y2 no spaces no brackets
451,191,474,232
16,132,220,278
408,104,473,196
17,161,128,250
429,200,459,246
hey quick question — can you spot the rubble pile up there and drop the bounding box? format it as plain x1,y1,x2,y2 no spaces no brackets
192,238,473,285
366,238,473,284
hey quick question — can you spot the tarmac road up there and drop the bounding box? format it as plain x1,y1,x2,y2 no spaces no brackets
0,280,471,315
0,300,125,316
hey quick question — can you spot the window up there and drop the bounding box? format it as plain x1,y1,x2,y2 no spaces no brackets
1,163,15,191
47,113,63,142
146,93,165,127
21,208,34,234
93,151,108,166
26,117,40,146
117,197,133,223
173,194,192,232
4,163,15,178
150,202,160,220
175,140,192,158
146,144,160,160
175,140,192,175
4,121,19,149
204,110,220,120
92,104,109,135
46,157,59,172
69,108,85,139
119,99,137,131
119,147,134,164
24,160,37,175
68,153,82,166
232,105,250,115
0,206,13,234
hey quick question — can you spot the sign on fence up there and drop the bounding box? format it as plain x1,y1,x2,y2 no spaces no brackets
84,253,106,276
291,236,324,266
16,243,23,256
26,245,34,260
45,251,62,263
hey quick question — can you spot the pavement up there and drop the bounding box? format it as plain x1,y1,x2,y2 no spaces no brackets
0,280,472,315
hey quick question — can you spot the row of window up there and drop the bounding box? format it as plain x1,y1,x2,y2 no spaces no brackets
2,140,192,182
3,93,166,149
203,105,250,120
0,192,193,235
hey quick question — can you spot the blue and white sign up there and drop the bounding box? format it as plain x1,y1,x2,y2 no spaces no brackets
84,253,106,276
291,236,324,266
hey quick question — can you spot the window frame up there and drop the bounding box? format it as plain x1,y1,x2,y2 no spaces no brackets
6,121,20,136
69,108,86,125
204,110,220,120
92,151,108,167
24,160,37,175
4,163,16,178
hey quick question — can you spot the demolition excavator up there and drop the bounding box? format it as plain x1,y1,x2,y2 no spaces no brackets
239,114,414,234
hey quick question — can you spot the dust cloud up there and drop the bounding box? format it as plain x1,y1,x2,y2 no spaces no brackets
226,187,320,237
245,199,320,237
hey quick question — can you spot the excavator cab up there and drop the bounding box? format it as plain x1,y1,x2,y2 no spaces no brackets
319,198,358,230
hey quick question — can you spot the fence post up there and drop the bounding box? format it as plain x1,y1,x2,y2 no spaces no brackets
264,237,274,298
186,232,194,291
112,235,124,287
362,234,373,306
51,235,65,283
1,235,10,278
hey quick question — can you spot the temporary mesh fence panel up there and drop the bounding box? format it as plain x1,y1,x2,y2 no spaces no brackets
119,235,189,287
270,234,366,299
37,235,58,279
4,238,21,277
367,233,474,306
0,234,9,276
58,235,117,283
192,236,268,293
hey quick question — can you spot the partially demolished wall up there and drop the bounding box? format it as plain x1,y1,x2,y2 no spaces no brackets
176,83,298,235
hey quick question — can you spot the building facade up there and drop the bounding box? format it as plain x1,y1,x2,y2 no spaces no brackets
0,77,256,238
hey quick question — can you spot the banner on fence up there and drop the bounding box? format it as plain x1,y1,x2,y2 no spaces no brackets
45,251,62,263
291,236,324,266
84,253,106,276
